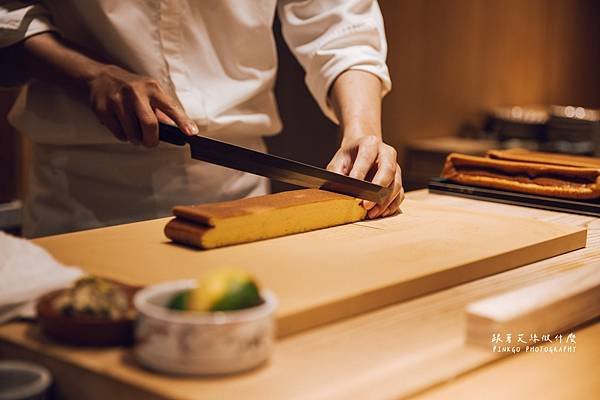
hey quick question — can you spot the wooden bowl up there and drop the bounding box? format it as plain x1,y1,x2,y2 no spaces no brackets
36,282,139,346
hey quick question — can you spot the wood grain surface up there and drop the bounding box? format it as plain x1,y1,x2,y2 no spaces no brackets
1,191,599,399
32,198,585,337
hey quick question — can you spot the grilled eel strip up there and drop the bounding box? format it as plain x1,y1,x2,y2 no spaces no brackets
442,152,600,200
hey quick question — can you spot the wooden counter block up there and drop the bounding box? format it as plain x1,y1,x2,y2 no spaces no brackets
33,198,586,337
466,264,600,347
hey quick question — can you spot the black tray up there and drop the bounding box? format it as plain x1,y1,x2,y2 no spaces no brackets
427,178,600,217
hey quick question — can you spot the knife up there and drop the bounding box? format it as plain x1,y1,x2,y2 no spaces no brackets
158,123,391,203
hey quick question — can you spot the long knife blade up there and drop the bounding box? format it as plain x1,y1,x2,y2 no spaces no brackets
158,123,391,203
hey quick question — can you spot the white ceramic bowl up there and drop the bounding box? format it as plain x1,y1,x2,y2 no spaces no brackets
133,279,277,375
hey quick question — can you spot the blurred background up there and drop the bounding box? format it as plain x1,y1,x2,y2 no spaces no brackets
1,0,599,232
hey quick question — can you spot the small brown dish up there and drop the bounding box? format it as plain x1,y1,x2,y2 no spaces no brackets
36,282,139,346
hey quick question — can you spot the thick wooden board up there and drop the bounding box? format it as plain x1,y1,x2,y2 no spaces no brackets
33,199,586,337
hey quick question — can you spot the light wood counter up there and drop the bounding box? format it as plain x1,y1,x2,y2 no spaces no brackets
1,190,598,399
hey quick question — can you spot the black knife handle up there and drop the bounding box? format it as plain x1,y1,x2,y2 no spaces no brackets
158,123,188,146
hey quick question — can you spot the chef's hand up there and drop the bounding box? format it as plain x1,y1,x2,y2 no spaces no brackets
12,32,197,147
87,65,198,147
327,135,404,218
327,69,404,218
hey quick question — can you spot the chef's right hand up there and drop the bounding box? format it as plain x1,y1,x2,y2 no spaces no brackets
8,32,196,147
87,65,198,147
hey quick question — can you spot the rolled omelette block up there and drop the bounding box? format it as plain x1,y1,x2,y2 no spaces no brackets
442,153,600,200
164,189,367,249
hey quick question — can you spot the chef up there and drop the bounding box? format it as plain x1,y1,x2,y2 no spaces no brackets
0,0,403,238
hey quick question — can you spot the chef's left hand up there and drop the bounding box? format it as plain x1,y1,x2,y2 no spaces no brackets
327,135,404,219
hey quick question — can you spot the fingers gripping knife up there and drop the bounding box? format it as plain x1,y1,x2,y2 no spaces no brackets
158,123,391,203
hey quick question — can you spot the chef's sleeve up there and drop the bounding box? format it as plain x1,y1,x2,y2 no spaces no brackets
277,0,392,123
0,1,56,48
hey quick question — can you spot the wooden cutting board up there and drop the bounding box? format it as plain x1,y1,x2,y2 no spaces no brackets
34,198,586,337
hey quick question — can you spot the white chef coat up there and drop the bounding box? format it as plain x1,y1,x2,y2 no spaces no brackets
0,0,391,237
